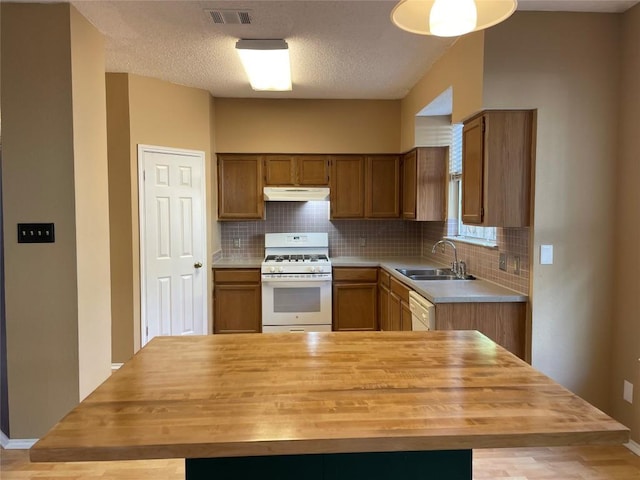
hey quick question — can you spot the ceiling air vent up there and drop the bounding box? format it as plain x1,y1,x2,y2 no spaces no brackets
206,9,252,25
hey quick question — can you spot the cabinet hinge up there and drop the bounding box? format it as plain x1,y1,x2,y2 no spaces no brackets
143,170,146,181
481,117,486,133
481,207,485,218
145,326,148,338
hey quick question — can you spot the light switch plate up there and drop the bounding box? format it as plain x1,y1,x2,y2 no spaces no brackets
540,244,553,265
624,380,633,404
17,223,55,243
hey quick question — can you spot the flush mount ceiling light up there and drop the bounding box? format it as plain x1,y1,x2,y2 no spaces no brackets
235,39,292,91
391,0,517,37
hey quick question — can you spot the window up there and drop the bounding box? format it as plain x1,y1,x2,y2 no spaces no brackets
448,123,497,246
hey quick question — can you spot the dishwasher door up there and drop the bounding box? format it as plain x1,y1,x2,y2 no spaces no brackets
409,291,436,331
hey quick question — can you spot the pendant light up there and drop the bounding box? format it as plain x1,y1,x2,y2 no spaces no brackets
391,0,518,37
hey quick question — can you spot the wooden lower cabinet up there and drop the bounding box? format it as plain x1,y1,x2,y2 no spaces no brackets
378,270,412,331
213,269,261,334
378,270,390,331
390,276,412,331
333,267,378,331
435,302,526,359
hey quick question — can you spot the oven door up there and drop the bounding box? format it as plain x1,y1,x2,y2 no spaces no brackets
262,277,332,327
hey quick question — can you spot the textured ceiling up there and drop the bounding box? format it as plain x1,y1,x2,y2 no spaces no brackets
71,0,638,100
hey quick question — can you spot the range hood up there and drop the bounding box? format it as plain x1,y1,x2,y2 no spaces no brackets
263,187,330,202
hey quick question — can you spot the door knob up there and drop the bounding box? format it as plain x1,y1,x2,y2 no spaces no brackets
194,262,203,269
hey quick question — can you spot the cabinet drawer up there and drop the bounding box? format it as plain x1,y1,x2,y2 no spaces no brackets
214,269,261,284
378,269,390,288
390,276,410,303
333,267,378,283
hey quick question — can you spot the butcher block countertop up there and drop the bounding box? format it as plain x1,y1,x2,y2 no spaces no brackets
31,331,628,463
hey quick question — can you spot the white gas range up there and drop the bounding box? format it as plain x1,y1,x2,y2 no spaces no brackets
261,233,332,333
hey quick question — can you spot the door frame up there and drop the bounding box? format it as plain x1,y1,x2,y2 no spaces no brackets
137,144,208,346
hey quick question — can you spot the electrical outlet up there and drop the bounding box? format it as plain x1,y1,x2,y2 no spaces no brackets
359,236,366,247
499,253,507,271
513,255,521,275
233,238,241,248
623,380,633,404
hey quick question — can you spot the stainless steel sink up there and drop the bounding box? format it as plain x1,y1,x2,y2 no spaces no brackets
395,268,475,281
395,268,453,276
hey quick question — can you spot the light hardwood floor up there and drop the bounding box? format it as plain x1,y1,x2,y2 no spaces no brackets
1,445,639,479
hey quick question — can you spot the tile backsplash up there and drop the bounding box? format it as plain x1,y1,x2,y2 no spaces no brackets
421,221,530,295
220,201,421,258
219,202,529,295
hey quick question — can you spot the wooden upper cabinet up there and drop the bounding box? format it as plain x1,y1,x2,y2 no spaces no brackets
402,150,417,219
402,147,447,221
462,110,534,227
296,155,329,185
264,155,295,186
330,155,365,218
217,154,264,220
264,155,329,186
366,155,401,218
462,117,484,224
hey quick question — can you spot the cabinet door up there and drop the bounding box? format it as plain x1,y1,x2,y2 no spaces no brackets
218,155,264,219
401,300,412,331
264,155,295,186
214,284,261,333
366,155,400,218
416,147,447,221
333,283,377,331
462,116,484,224
378,283,390,331
483,111,533,227
297,155,329,186
402,150,417,219
389,290,402,331
330,155,365,218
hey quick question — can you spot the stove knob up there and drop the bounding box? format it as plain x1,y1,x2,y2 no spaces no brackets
269,266,276,273
316,266,323,273
309,266,316,273
278,267,284,273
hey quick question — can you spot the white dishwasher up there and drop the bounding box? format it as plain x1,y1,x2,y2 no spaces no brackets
409,291,436,331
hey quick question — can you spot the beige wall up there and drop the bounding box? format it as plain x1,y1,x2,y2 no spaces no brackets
69,6,112,400
106,73,135,363
400,33,484,151
611,3,640,444
214,99,400,153
1,3,110,437
483,12,620,412
107,74,216,363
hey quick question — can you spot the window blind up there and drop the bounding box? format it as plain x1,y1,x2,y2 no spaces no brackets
450,123,463,176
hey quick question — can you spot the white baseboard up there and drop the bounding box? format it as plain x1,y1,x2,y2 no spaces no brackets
626,439,640,456
111,363,124,373
0,430,38,449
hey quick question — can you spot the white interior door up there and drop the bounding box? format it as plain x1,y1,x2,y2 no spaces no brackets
139,145,207,345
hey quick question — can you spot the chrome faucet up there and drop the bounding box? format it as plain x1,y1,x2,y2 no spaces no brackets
431,239,460,276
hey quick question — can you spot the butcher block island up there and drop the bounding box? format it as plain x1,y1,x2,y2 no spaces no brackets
31,331,628,480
